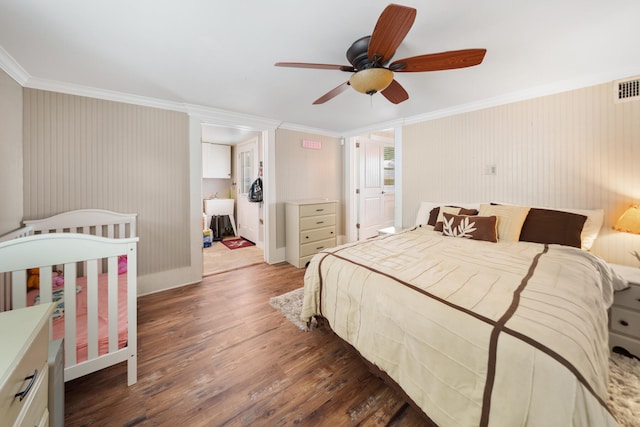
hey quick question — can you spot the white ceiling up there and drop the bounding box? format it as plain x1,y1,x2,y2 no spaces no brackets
1,0,639,136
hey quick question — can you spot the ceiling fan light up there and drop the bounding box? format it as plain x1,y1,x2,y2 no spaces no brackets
349,68,394,95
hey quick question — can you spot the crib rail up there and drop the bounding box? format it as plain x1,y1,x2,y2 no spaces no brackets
24,209,137,238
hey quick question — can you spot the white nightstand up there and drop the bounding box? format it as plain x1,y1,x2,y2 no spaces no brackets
608,263,640,358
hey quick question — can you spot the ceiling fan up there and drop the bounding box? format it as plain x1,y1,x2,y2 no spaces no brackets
275,3,486,105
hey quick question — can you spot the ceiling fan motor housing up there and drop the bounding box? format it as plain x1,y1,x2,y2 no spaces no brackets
347,36,375,70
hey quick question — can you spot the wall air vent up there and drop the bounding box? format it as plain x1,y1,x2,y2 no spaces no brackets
614,76,640,103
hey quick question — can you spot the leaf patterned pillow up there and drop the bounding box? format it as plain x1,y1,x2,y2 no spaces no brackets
442,213,498,242
432,207,479,231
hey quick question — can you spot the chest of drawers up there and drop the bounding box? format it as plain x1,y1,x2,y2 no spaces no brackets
608,263,640,358
0,303,54,427
286,200,337,268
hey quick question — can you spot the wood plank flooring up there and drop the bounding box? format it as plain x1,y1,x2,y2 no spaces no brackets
64,262,425,426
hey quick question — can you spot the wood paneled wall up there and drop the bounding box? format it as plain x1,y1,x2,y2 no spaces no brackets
22,89,190,276
402,81,640,265
0,69,23,235
275,129,343,248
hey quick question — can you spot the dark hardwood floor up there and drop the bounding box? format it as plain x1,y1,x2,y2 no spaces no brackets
64,262,425,426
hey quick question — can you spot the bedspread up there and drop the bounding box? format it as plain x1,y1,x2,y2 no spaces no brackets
302,227,624,426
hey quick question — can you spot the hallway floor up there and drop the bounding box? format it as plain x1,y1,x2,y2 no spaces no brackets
203,237,264,276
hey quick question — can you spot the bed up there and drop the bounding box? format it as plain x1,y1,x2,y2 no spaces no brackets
0,209,138,386
301,202,628,426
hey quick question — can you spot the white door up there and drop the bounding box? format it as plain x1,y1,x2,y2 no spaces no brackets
236,139,260,244
358,136,395,240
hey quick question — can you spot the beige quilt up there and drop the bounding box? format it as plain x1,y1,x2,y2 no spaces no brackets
301,227,624,427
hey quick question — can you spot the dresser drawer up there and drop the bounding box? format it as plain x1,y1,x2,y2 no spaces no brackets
300,214,335,231
301,226,335,244
609,332,640,359
610,306,640,337
299,202,336,218
613,284,640,311
300,237,336,258
0,325,49,426
15,362,48,427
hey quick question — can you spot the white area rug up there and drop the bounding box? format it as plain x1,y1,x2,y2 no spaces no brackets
269,287,309,331
270,287,640,426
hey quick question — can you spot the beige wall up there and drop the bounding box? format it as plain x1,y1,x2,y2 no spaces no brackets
275,129,343,248
402,81,640,265
22,89,191,278
0,69,23,235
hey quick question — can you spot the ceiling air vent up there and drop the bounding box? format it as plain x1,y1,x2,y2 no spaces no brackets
614,76,640,103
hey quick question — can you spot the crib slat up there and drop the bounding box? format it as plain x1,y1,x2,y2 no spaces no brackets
107,224,114,239
39,266,53,304
64,262,77,367
87,259,99,360
10,270,27,309
107,256,118,353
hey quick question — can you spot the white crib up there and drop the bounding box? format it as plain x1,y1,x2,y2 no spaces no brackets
0,209,138,386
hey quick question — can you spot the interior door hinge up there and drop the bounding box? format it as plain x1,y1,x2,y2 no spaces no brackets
355,189,360,194
356,223,360,229
356,142,360,148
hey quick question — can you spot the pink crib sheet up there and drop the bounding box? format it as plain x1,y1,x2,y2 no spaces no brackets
28,272,129,363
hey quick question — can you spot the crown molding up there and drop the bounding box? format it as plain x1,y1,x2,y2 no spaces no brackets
0,46,29,84
276,122,342,139
25,76,188,112
5,43,637,138
342,118,405,138
403,69,640,126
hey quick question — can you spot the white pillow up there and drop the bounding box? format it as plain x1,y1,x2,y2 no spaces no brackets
414,201,481,226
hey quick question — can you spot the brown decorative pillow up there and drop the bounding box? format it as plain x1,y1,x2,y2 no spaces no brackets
427,207,440,226
442,213,498,242
432,207,479,231
519,208,587,248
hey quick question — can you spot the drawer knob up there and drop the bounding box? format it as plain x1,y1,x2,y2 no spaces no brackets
619,320,629,327
14,369,38,401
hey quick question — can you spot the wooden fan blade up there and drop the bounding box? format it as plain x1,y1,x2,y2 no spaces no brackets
390,49,487,72
313,81,350,105
381,79,409,104
275,62,355,72
368,4,416,64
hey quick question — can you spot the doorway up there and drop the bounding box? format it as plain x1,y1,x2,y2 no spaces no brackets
201,125,264,276
236,138,261,245
356,131,396,240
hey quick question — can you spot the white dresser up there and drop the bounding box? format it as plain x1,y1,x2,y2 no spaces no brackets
286,200,337,268
608,263,640,358
0,303,54,427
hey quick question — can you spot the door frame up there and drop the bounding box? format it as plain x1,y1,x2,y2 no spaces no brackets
190,113,279,282
345,125,403,243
